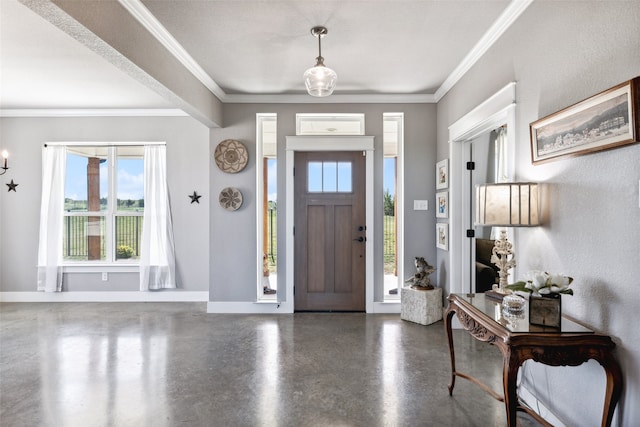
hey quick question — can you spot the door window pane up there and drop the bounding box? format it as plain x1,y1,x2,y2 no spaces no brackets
308,162,323,192
337,162,352,192
322,162,337,192
308,161,352,193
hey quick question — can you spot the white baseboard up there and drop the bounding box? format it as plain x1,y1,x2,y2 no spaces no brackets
0,291,209,302
207,301,401,314
370,301,401,314
207,301,294,313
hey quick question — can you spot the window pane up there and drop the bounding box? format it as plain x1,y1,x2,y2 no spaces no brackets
65,148,108,212
337,162,352,192
116,154,144,213
266,158,277,273
258,113,278,300
308,162,322,192
296,114,365,135
115,216,143,260
62,215,106,261
323,162,337,192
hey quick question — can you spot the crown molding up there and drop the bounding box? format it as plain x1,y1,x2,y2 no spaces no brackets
0,109,188,118
117,0,226,101
223,93,437,104
434,0,534,102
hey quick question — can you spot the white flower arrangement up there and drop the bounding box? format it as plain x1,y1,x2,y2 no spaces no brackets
506,271,574,297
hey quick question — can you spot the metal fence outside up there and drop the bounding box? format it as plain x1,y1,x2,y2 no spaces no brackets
383,215,396,274
63,215,143,260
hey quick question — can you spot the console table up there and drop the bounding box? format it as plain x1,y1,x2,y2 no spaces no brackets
445,293,622,427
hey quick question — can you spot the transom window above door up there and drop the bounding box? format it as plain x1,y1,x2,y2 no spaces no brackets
296,113,365,135
307,161,352,193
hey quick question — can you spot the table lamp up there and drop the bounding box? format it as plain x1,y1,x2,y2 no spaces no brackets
475,182,540,299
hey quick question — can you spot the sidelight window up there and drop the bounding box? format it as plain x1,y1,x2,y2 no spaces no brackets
257,114,278,301
383,113,404,300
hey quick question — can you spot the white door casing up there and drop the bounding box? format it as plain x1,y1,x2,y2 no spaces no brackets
448,82,516,296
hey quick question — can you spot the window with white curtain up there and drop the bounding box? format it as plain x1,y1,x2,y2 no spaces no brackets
37,142,175,292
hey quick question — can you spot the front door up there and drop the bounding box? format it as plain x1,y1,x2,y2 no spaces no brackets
294,151,366,311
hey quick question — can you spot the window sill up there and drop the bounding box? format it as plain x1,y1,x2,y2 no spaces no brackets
63,264,139,273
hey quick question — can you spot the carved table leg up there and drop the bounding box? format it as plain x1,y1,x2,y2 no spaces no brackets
502,349,521,427
445,308,457,395
599,351,623,427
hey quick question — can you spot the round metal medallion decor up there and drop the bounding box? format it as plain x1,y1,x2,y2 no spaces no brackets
214,139,248,173
219,187,243,211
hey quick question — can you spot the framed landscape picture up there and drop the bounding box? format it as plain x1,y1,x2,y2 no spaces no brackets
436,159,449,189
530,77,639,164
436,223,448,251
436,191,448,218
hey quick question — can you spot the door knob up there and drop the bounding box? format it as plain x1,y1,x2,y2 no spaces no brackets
358,226,366,231
353,236,365,242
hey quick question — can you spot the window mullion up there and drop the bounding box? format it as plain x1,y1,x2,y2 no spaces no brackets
105,147,117,262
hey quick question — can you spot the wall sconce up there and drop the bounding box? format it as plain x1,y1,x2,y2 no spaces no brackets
0,150,8,175
475,182,540,298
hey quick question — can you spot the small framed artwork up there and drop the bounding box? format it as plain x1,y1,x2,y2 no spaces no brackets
436,159,449,189
530,76,639,164
436,191,448,218
436,222,449,250
529,295,562,328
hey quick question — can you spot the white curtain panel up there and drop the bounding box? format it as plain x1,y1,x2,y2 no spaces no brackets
491,127,509,241
495,126,508,184
139,145,176,290
37,145,66,292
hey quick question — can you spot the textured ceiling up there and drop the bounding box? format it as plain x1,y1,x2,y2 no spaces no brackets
0,0,516,110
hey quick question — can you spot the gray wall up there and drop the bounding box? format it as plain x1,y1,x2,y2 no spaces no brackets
0,116,210,293
210,104,436,302
437,2,640,425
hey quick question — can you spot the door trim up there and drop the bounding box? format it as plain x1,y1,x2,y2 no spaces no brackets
448,82,516,295
285,136,375,312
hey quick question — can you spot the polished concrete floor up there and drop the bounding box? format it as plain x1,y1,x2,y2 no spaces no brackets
0,303,542,426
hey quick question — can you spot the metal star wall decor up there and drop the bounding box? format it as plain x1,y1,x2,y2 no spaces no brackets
6,179,18,192
189,191,202,204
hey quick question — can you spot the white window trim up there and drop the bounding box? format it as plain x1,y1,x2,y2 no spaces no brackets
256,114,278,302
383,112,404,302
48,141,161,269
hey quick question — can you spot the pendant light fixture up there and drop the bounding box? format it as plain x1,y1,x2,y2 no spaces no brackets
303,26,337,97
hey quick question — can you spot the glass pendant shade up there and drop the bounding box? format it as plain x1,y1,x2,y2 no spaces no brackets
304,62,337,97
304,26,337,97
